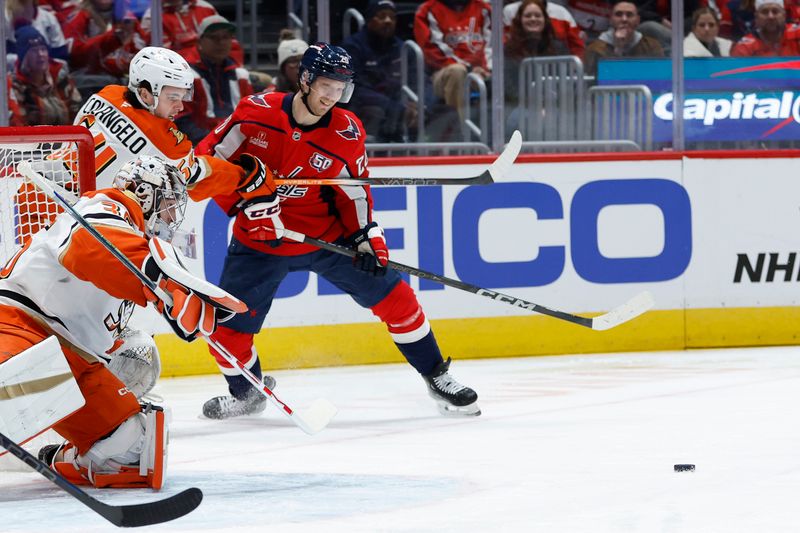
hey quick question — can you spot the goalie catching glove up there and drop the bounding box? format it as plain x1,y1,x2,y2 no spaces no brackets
142,237,247,340
235,153,284,246
348,221,389,277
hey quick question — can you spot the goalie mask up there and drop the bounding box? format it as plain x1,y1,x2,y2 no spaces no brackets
113,156,187,240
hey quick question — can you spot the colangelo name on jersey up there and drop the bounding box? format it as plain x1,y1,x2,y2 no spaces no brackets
79,96,149,154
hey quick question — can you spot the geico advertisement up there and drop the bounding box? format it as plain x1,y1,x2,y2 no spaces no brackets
170,159,691,330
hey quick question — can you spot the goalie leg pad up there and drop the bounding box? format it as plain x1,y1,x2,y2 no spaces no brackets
0,330,85,446
106,328,161,399
53,405,169,489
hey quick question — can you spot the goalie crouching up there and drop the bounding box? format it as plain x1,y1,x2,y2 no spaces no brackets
0,156,245,489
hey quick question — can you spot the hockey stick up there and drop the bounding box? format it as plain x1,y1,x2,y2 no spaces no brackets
282,228,654,331
18,161,337,436
0,430,202,527
271,130,522,187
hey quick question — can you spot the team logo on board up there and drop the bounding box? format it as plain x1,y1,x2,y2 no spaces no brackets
336,115,361,141
309,152,333,172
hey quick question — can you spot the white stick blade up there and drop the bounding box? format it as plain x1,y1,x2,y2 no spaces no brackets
489,130,522,183
591,291,655,331
292,398,338,435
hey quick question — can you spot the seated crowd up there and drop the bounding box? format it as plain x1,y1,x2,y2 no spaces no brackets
4,0,800,140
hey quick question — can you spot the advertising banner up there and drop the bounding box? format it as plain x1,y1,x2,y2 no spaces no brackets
598,57,800,142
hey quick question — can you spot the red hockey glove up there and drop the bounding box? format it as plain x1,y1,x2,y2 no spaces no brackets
240,196,284,247
348,221,389,276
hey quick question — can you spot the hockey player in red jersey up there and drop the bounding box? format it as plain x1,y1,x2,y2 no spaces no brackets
196,42,480,419
0,156,244,489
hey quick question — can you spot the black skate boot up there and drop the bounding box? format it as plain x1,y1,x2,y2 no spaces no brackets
38,442,67,466
202,375,276,420
422,358,480,416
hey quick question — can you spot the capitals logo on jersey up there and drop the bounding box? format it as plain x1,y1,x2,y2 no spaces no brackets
336,115,361,141
309,152,333,172
249,93,272,108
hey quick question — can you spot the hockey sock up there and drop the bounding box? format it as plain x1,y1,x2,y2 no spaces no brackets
395,330,444,376
225,357,263,399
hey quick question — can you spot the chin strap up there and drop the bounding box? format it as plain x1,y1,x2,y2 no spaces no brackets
300,88,325,117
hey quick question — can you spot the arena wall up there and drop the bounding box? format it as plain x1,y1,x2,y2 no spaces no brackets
156,151,800,377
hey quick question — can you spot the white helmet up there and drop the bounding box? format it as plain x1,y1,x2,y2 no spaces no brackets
128,47,194,114
113,156,187,240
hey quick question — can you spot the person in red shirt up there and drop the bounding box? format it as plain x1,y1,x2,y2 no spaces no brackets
140,0,245,65
8,25,82,126
414,0,492,119
195,42,481,420
731,0,800,55
176,15,253,144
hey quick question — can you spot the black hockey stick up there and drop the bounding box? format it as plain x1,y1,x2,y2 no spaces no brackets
283,229,654,331
0,431,202,527
271,130,522,187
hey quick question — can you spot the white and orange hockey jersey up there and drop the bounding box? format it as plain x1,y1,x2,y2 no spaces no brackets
73,84,249,203
0,188,151,358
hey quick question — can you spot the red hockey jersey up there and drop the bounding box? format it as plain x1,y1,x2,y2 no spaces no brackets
196,91,373,256
414,0,492,71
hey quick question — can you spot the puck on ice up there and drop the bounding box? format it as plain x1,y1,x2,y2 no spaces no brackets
674,464,695,472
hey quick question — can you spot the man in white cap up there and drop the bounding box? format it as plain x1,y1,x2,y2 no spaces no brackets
731,0,800,55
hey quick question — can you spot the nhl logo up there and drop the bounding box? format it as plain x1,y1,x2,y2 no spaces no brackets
292,131,301,141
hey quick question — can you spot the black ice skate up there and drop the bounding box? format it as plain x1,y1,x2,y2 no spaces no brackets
202,375,276,420
422,358,480,416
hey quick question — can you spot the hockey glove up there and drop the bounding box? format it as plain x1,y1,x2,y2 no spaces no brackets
348,221,389,277
241,196,284,247
235,153,277,202
142,238,246,341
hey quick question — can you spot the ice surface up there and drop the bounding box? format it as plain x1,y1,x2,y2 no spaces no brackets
3,346,800,532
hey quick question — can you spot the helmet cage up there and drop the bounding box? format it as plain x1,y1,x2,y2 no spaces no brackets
114,156,188,240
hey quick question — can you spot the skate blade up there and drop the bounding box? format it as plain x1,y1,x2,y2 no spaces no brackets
435,400,481,417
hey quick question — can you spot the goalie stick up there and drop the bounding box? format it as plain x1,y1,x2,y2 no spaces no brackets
281,229,654,331
18,161,337,436
0,430,202,527
271,130,522,187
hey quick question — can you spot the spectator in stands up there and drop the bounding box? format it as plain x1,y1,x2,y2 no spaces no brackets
504,0,571,136
342,0,418,143
4,0,69,65
731,0,800,55
271,29,308,93
414,0,491,119
140,0,245,66
685,6,733,56
724,0,756,40
62,0,144,78
176,15,253,144
503,0,585,57
8,25,82,126
584,1,664,75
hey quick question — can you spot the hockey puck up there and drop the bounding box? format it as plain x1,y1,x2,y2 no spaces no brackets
674,464,695,472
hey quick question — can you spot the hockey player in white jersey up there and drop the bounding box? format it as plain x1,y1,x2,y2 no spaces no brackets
0,156,245,489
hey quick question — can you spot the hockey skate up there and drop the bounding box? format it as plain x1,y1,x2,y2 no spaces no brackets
202,375,276,420
422,358,480,416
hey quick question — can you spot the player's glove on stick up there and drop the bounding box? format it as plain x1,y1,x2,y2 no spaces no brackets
142,238,246,341
348,221,389,277
236,153,284,247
